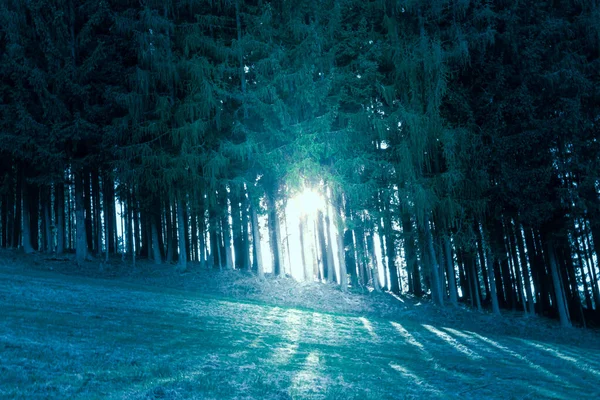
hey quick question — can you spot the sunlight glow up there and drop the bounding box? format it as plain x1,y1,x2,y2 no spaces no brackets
518,339,600,378
422,325,484,361
284,187,330,281
359,317,378,340
389,363,441,395
467,331,562,381
288,188,325,217
390,322,426,353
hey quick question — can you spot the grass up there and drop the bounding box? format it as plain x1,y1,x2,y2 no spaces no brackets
0,256,599,399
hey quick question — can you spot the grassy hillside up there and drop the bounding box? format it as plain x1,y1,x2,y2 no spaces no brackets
0,253,599,399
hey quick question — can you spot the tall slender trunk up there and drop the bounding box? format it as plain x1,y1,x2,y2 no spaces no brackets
317,210,329,281
507,220,526,312
344,206,358,287
1,194,7,248
125,189,133,258
29,185,39,251
486,252,501,315
74,170,87,264
221,194,233,270
367,232,381,291
402,211,420,296
299,214,308,281
266,192,282,276
92,170,102,255
84,172,93,253
579,246,594,310
21,179,34,254
177,195,187,271
475,225,491,300
230,191,243,269
198,194,207,265
42,186,52,253
582,219,600,307
515,222,535,314
424,215,443,307
5,181,15,248
283,212,292,275
355,215,368,287
468,254,482,311
336,210,348,291
241,192,251,270
151,209,162,265
324,202,336,283
444,236,458,305
102,173,115,254
525,227,544,311
166,199,175,263
545,236,571,327
383,200,399,294
250,201,264,278
13,170,22,248
68,180,73,250
55,183,65,254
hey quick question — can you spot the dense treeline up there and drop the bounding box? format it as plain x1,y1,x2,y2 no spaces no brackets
1,0,599,327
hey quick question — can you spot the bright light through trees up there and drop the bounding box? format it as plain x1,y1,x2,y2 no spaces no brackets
283,188,328,281
287,188,325,218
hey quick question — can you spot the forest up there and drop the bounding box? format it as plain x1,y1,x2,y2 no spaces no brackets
1,0,599,331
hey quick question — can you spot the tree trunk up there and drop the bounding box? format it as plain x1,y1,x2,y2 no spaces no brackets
151,209,162,264
91,170,102,255
299,214,309,281
1,194,7,248
402,211,420,296
240,193,251,270
42,186,52,253
475,225,491,300
507,220,526,312
515,222,535,314
266,192,282,276
177,195,187,271
13,170,22,249
317,210,329,281
367,232,382,291
231,191,243,269
21,180,34,254
221,198,233,270
444,236,458,305
28,185,39,251
166,199,175,263
5,184,15,249
486,254,501,315
355,216,368,287
468,254,482,311
344,212,358,287
582,219,600,308
125,189,133,259
74,171,87,264
525,227,545,312
383,201,399,294
250,201,264,278
324,203,337,283
336,212,348,291
545,236,571,327
55,183,65,254
83,172,93,253
424,216,443,307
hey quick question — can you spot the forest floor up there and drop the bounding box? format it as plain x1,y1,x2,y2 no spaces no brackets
1,250,600,399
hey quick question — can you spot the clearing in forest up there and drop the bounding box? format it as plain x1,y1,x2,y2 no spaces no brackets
0,265,599,399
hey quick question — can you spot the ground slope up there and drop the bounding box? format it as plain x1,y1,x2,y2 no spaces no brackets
0,263,599,399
